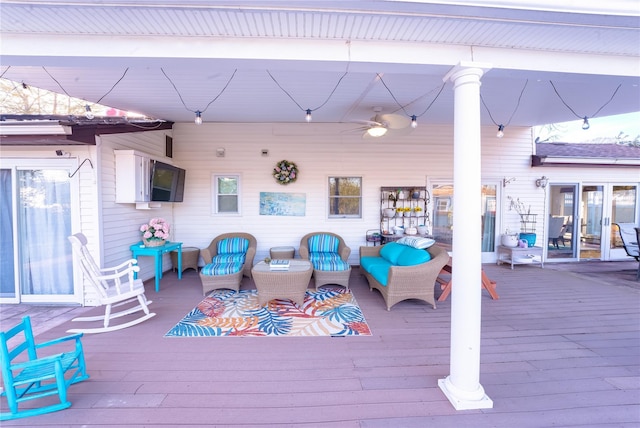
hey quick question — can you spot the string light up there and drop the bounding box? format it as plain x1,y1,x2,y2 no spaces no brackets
161,68,237,124
85,104,94,120
481,79,528,139
377,73,446,126
267,68,349,122
549,81,621,131
42,66,129,119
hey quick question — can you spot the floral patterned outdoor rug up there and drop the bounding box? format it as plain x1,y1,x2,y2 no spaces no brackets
165,288,371,337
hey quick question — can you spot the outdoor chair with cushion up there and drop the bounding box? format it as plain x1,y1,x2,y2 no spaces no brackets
360,239,449,310
299,232,352,290
199,232,257,294
0,316,89,421
548,216,566,248
614,223,640,281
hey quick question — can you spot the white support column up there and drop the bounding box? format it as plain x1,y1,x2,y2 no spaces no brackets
438,62,494,411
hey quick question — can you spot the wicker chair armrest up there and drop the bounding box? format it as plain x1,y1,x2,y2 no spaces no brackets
359,245,382,258
201,241,218,264
338,242,351,261
299,244,310,260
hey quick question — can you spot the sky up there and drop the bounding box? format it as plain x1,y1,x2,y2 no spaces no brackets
533,111,640,144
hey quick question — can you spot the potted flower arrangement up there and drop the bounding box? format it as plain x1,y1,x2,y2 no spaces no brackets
412,206,423,216
140,217,170,247
396,207,410,217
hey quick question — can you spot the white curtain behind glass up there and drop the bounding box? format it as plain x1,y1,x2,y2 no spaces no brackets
0,170,16,297
18,169,73,295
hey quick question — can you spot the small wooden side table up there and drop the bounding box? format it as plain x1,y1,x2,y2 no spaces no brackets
497,245,544,269
270,246,295,259
171,247,200,273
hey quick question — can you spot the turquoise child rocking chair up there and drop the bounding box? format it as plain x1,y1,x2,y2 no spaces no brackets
0,316,89,420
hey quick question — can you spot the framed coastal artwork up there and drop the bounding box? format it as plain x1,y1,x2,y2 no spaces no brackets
259,192,306,216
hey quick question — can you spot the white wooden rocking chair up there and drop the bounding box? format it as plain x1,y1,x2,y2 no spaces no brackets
68,233,156,334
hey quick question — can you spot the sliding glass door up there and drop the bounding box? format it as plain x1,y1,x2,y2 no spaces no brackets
0,161,79,303
431,181,498,262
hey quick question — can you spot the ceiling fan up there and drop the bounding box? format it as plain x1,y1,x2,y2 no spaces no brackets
349,107,413,139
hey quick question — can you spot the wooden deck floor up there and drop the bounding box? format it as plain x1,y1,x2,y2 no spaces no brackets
1,260,639,427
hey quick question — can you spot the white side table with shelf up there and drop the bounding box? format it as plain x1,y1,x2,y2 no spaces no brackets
497,245,544,269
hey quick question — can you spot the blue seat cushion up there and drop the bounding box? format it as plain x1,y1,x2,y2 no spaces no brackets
369,263,391,286
201,261,243,276
217,237,249,255
211,253,246,264
307,234,339,253
360,256,391,274
309,252,349,271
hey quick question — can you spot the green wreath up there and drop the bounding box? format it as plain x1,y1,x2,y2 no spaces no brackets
273,160,298,185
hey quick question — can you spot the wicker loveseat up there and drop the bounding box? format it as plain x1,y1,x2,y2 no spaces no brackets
199,233,257,295
359,239,449,310
299,232,352,290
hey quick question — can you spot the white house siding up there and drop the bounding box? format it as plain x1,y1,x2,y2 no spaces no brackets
97,131,175,285
3,123,637,305
168,123,534,265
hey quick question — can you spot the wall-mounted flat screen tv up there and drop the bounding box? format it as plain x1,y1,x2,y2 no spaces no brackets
150,160,186,202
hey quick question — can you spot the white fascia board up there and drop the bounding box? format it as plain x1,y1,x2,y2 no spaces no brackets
0,122,71,136
541,156,640,166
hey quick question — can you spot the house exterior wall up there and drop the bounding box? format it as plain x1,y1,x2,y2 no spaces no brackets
2,123,637,305
97,130,175,284
168,123,544,264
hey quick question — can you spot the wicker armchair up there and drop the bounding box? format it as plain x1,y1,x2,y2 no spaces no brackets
199,232,257,294
299,232,352,290
359,243,449,310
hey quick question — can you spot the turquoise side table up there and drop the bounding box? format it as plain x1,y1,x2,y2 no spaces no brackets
130,241,183,292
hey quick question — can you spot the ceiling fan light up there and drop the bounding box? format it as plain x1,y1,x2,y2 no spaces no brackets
367,126,387,137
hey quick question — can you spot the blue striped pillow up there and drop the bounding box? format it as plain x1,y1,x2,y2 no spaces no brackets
217,237,249,255
308,234,339,253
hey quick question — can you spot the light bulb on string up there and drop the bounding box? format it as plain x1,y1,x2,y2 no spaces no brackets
84,104,94,120
410,115,417,129
581,116,590,130
194,111,202,125
305,109,312,122
497,124,504,138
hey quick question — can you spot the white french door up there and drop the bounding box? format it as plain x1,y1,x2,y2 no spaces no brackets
0,159,81,304
580,183,638,261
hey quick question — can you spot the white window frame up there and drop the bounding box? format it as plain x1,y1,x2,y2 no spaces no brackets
327,176,362,219
212,173,241,215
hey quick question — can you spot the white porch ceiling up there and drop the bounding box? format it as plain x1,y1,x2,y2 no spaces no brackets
1,1,639,128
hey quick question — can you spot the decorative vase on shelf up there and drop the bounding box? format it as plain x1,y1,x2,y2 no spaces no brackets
518,233,536,248
383,208,396,218
501,234,519,248
144,238,166,247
